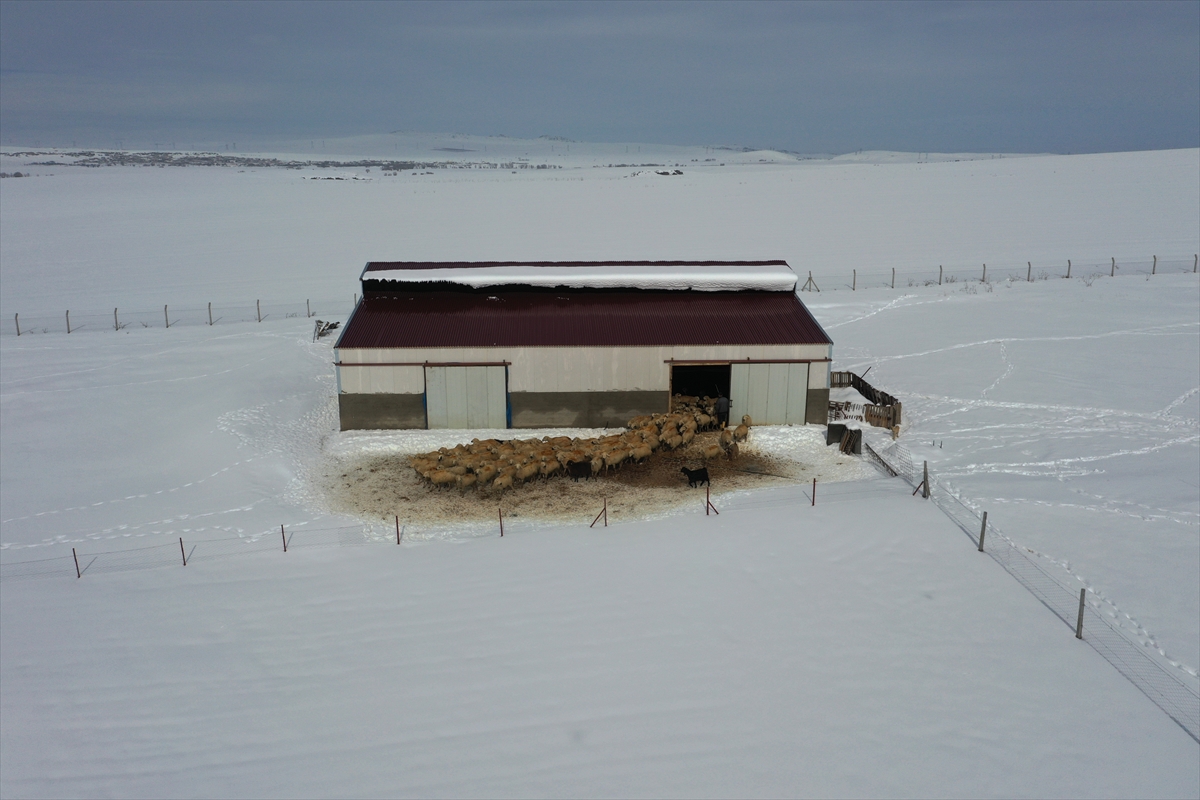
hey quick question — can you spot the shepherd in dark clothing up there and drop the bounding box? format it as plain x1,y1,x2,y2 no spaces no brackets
715,392,730,428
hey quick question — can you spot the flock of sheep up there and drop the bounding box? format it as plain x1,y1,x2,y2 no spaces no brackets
409,395,751,493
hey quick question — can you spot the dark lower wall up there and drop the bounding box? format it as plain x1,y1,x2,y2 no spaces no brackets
339,393,425,430
806,387,829,425
510,391,668,428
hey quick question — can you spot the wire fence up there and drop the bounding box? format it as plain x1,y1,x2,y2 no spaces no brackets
872,440,1200,744
3,298,355,337
796,254,1198,293
3,254,1196,338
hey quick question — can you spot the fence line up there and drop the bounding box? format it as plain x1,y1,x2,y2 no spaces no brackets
4,254,1197,337
871,440,1200,744
5,298,356,337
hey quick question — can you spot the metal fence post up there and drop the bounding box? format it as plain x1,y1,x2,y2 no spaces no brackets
1075,588,1086,639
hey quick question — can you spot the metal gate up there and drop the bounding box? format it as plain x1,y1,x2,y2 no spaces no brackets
424,366,508,429
729,362,809,425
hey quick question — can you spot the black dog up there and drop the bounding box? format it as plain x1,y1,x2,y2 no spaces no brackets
680,466,710,488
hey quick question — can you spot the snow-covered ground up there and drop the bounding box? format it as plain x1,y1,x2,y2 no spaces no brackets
1,143,1197,797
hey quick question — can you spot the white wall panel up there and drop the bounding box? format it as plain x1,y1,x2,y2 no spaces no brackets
337,344,829,394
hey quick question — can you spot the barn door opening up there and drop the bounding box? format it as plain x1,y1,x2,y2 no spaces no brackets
670,364,731,401
424,365,508,429
729,362,809,425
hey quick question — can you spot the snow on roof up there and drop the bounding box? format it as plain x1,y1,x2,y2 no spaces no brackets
360,260,798,292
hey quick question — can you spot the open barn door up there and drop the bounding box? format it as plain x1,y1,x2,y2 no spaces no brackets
729,362,809,425
424,366,508,429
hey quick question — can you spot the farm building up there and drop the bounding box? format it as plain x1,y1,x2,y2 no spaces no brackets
333,261,833,430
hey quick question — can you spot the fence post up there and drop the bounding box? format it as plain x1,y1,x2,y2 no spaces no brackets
1152,255,1156,275
307,299,312,318
208,302,213,326
164,305,169,328
396,515,401,544
281,524,287,552
1194,254,1198,273
498,507,504,537
73,547,81,578
978,511,987,552
180,537,187,566
812,477,816,507
1075,588,1086,639
1027,262,1032,282
1111,257,1115,277
14,313,19,336
1066,259,1071,279
66,310,71,333
982,264,986,283
257,300,262,323
114,308,119,331
938,265,943,285
852,269,856,291
891,268,895,289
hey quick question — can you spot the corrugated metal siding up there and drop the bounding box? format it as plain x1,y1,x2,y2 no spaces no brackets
334,291,831,349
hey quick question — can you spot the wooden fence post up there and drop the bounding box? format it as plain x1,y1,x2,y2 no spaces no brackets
114,308,119,331
307,299,312,318
852,269,856,291
938,265,943,285
982,264,987,283
891,268,895,289
281,524,287,552
1027,262,1032,282
591,497,608,528
978,511,987,552
1152,255,1156,275
812,478,816,507
1194,254,1198,273
14,313,19,336
1066,259,1071,279
396,515,401,544
257,300,262,323
1111,257,1115,277
164,305,170,328
1075,588,1086,639
498,507,504,537
923,461,930,498
66,310,71,333
180,537,187,566
73,547,81,578
208,302,213,325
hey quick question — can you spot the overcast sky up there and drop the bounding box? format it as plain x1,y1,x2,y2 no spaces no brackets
1,0,1197,154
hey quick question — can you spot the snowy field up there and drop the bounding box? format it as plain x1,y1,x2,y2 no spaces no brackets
1,143,1197,797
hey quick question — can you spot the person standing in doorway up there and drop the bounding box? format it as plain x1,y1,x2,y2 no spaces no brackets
715,391,730,428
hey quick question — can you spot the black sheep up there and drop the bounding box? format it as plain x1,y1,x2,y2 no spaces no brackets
566,460,592,481
680,466,710,487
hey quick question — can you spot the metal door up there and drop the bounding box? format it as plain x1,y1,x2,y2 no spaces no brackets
424,366,508,429
730,362,809,425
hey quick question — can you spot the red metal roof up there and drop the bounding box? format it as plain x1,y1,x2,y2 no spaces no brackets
362,260,790,273
335,291,832,349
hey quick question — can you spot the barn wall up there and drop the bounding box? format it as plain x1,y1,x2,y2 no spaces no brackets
338,394,425,430
336,344,830,394
510,391,667,428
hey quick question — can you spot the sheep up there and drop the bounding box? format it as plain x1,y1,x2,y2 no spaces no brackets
539,459,561,479
515,462,541,483
475,464,498,485
566,460,592,481
725,441,739,461
493,473,514,492
664,434,684,450
429,470,456,489
680,466,710,487
741,414,753,427
733,423,749,442
701,444,724,460
630,444,653,463
680,428,695,446
456,473,477,491
719,428,734,448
